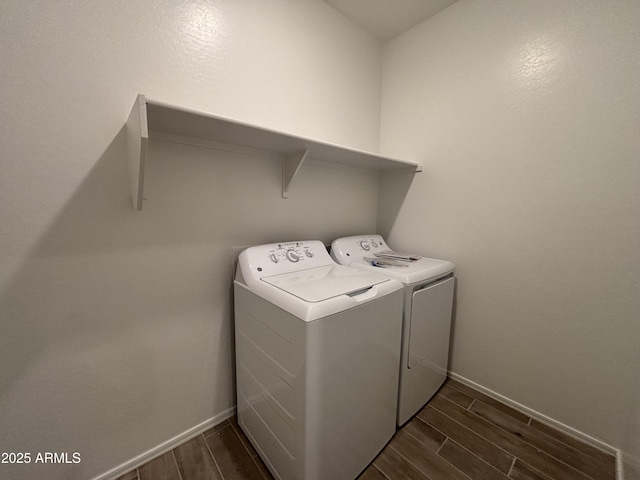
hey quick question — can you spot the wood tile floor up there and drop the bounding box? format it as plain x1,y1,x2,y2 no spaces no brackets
116,378,616,480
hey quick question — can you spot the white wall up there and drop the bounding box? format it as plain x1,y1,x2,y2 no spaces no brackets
3,0,638,478
0,1,383,479
380,0,640,454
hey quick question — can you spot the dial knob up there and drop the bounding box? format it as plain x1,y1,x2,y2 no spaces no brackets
286,250,300,262
305,250,313,257
371,239,379,247
360,241,370,251
269,253,279,263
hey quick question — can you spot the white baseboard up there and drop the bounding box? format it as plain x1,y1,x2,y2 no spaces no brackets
447,371,624,479
92,406,236,480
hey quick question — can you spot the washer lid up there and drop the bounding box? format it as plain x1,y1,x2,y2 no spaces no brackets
262,265,389,302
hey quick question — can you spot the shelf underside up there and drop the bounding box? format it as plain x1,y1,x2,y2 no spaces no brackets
145,101,421,172
127,95,421,210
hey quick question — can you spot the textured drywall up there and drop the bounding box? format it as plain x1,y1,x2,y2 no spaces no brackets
379,0,640,449
0,1,383,479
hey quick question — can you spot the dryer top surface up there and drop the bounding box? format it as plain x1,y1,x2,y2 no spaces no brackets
331,235,454,285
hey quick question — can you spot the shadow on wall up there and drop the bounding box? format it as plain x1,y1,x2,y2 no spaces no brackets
0,126,239,478
447,277,459,371
0,117,383,479
377,169,415,238
0,126,139,402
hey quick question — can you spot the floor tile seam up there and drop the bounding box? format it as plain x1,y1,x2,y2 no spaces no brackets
466,394,530,426
229,419,257,458
444,381,494,405
446,381,530,424
170,449,185,480
204,423,232,438
435,435,447,455
528,419,615,457
389,445,450,480
420,410,517,476
411,415,476,458
405,416,447,452
387,441,468,480
436,389,474,410
254,453,272,479
251,454,271,480
507,457,516,476
512,458,558,480
446,379,614,466
436,430,513,479
520,443,602,480
466,400,611,480
201,433,226,480
529,452,610,480
369,462,393,480
476,422,600,480
527,426,616,474
203,420,231,439
449,396,586,471
527,420,616,467
228,420,271,480
426,398,516,460
430,397,602,480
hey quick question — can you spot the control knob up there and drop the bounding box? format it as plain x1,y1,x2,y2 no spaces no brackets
360,241,370,251
269,253,279,263
286,250,300,262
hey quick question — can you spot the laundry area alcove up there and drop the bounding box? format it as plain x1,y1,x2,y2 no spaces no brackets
0,1,638,480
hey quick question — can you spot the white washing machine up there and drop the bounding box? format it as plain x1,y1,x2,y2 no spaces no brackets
331,234,455,426
234,240,404,480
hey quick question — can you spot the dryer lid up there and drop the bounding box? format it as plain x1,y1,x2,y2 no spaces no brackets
262,265,388,302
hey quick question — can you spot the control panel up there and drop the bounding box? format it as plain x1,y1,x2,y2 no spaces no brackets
265,241,315,264
238,240,334,280
355,237,384,252
330,234,388,264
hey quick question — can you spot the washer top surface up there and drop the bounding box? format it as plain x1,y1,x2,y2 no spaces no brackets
262,265,387,302
235,240,402,321
331,234,454,285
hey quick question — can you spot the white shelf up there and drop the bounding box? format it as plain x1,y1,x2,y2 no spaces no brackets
126,94,422,210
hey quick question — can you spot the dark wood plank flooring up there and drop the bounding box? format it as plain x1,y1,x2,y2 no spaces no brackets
116,378,616,480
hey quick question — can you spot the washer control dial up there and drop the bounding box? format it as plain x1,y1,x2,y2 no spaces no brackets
269,253,279,263
359,240,370,251
286,250,300,262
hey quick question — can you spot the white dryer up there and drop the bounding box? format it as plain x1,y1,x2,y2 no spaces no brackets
234,240,403,480
330,234,455,426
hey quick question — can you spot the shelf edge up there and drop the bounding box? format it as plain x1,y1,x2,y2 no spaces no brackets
126,94,422,210
126,94,148,211
145,97,421,171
